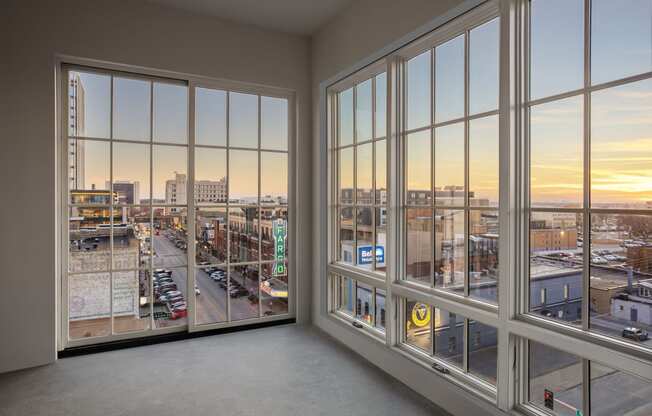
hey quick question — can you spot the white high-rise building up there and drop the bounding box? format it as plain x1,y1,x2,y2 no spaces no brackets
166,173,227,209
69,73,85,190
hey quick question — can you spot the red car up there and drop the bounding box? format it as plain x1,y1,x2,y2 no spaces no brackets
170,305,187,320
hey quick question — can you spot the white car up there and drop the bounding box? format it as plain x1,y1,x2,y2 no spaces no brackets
195,285,201,295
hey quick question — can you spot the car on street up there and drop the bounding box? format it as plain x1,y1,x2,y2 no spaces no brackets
170,301,187,310
229,287,249,298
166,294,185,303
195,285,200,295
169,307,187,320
622,327,649,342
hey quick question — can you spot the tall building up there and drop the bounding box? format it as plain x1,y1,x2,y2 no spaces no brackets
166,172,228,206
109,181,141,205
68,73,85,190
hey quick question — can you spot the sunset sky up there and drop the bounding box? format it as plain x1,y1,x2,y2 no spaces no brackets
70,72,288,201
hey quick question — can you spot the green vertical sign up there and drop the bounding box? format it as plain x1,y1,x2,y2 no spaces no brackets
272,218,287,276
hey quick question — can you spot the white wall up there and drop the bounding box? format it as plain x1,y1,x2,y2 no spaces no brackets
310,1,506,414
0,0,312,373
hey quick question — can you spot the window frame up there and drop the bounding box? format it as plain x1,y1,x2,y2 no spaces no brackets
58,57,297,349
320,0,652,414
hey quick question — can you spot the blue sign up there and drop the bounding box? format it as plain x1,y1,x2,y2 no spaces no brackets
357,245,385,265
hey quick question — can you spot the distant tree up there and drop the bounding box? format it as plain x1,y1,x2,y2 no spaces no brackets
618,215,652,239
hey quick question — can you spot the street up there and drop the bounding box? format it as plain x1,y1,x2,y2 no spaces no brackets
152,233,284,327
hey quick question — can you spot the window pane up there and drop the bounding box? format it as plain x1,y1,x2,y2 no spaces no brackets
261,96,288,151
435,209,465,294
470,18,499,115
194,148,227,204
195,88,227,147
469,210,499,304
153,82,188,144
356,207,373,269
435,123,464,206
530,96,584,208
68,71,111,138
195,266,228,325
261,152,288,204
375,288,386,330
375,139,387,205
153,208,187,269
406,208,432,285
590,361,652,416
591,79,652,209
113,270,150,333
405,300,432,352
68,207,112,273
261,206,288,261
339,88,354,146
434,308,463,367
261,262,288,316
356,79,372,142
435,35,464,123
468,321,497,385
375,72,387,138
69,139,110,202
339,276,354,314
113,207,151,270
356,142,373,203
228,207,258,263
229,150,258,203
153,267,188,328
154,145,187,205
355,282,373,325
229,92,258,149
407,50,431,130
591,0,652,85
469,115,499,207
113,77,151,141
529,341,583,416
375,207,387,273
530,0,584,100
113,142,150,204
339,207,354,265
230,264,259,321
195,207,227,265
590,212,652,346
529,211,583,325
68,272,111,339
339,147,354,204
406,130,432,204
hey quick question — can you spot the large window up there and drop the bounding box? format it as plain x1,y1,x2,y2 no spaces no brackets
63,65,293,346
324,0,651,414
403,15,500,304
526,0,652,344
334,73,387,273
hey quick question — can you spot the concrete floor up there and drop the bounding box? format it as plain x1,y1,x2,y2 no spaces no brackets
0,325,449,416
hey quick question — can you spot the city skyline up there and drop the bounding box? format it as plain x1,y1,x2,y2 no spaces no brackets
69,71,289,201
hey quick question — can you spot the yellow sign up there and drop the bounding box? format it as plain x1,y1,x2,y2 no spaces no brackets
411,303,431,327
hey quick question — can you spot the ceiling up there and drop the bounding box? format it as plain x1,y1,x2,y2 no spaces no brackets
146,0,354,35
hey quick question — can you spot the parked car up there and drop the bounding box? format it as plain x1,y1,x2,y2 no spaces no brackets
170,308,187,320
229,287,249,298
622,327,649,342
218,281,228,289
166,295,185,304
212,275,226,283
170,301,187,310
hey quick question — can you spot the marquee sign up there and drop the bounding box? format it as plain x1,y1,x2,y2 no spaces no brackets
272,218,287,276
